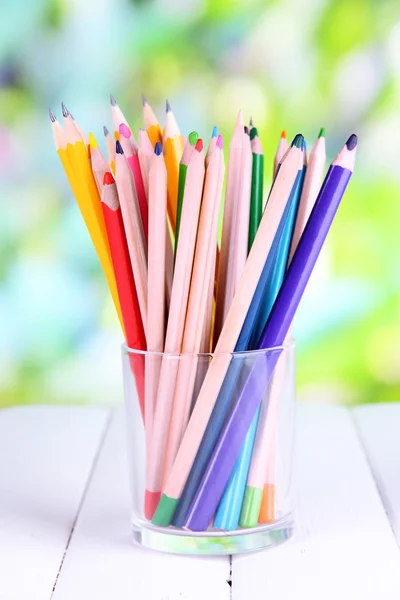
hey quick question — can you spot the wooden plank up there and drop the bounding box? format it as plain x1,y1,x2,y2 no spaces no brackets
232,405,400,600
353,403,400,545
0,406,109,600
53,407,231,600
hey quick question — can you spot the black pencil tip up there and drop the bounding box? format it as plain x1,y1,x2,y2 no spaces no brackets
249,116,253,127
166,99,171,112
103,125,109,136
116,140,124,154
291,133,304,148
49,109,56,123
142,93,147,106
110,94,117,106
244,126,249,135
346,134,358,151
61,102,69,118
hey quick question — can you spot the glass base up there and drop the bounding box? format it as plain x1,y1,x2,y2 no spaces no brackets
131,514,294,555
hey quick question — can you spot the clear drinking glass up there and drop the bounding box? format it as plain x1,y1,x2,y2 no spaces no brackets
122,341,295,555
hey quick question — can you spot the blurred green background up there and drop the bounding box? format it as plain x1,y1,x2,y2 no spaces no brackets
1,0,400,408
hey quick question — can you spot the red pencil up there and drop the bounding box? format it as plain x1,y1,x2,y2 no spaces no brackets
101,171,146,418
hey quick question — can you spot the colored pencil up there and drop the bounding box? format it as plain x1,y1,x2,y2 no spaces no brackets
89,132,110,195
164,138,224,480
114,141,148,336
173,136,304,528
288,128,326,262
163,100,184,232
49,109,124,331
103,125,116,173
252,128,326,526
175,131,199,259
182,135,357,531
145,142,205,519
205,126,218,167
213,139,305,530
145,142,167,439
100,172,146,417
110,94,129,138
152,140,302,527
118,123,148,243
142,93,163,147
274,130,289,176
138,128,154,199
248,126,264,252
213,110,252,347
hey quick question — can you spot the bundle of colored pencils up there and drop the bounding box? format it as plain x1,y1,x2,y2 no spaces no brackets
49,96,357,532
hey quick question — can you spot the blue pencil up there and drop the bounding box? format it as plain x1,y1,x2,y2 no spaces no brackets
213,140,306,530
183,135,357,531
171,136,304,527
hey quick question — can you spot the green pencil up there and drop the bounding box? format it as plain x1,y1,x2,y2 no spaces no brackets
174,131,198,260
248,127,264,252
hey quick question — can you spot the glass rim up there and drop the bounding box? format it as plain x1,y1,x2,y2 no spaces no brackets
122,338,295,358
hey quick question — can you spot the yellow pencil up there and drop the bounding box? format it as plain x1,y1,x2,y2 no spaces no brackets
50,108,123,330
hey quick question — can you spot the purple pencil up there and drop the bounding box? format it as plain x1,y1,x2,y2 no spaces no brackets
184,134,358,531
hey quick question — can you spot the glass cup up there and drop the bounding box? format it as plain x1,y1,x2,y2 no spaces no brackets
122,341,295,555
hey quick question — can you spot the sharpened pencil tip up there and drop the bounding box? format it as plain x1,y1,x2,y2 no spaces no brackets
211,125,218,138
103,172,114,186
195,138,203,152
291,134,304,148
115,140,124,154
166,99,171,112
49,109,56,123
346,134,357,150
244,126,249,135
110,94,117,106
249,117,253,127
154,142,162,156
103,125,109,137
142,93,147,106
281,130,287,139
61,102,69,118
188,131,199,146
318,127,325,138
236,109,244,126
216,134,223,149
250,127,258,141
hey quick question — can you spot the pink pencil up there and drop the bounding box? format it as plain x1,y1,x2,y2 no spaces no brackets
213,110,252,347
273,130,289,176
138,128,154,199
245,129,327,525
163,138,224,478
114,141,148,336
119,123,148,244
154,142,302,524
145,143,205,519
146,142,167,441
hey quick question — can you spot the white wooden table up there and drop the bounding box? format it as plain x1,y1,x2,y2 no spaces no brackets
1,403,399,600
